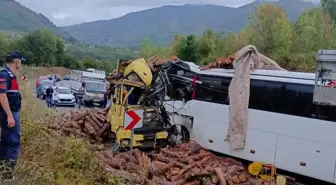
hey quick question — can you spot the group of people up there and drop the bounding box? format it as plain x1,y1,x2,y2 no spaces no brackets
45,85,59,109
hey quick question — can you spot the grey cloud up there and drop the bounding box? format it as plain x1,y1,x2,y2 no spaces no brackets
16,0,319,26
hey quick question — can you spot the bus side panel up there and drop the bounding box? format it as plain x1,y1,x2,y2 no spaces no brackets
191,116,231,155
230,128,277,164
275,135,336,183
188,100,231,155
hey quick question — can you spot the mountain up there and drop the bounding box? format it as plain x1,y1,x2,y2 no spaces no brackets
0,0,74,41
62,0,317,49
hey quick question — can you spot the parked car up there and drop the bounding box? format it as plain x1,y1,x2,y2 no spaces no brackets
36,80,54,99
36,76,47,88
47,74,61,83
63,75,70,81
53,86,76,107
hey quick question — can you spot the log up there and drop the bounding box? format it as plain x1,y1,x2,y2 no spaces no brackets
215,167,227,185
74,111,87,121
94,112,106,124
186,170,212,180
155,154,170,163
161,148,181,158
210,174,219,184
85,115,101,132
98,124,110,137
71,121,81,129
59,127,87,137
177,157,192,165
184,181,200,185
117,152,138,164
134,149,145,167
191,153,212,161
178,156,210,175
88,111,104,127
150,161,171,176
84,121,96,134
203,177,216,185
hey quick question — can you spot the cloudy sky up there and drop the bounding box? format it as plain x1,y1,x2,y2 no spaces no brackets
16,0,319,27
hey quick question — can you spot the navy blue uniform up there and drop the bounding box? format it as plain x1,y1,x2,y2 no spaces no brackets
0,66,21,165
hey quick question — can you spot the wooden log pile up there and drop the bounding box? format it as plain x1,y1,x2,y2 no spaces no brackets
47,108,110,144
97,142,271,185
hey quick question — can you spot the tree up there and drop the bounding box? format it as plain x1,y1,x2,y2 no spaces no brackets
321,0,336,21
246,3,292,64
55,38,65,66
80,56,98,69
178,34,197,63
171,34,186,56
139,37,154,58
19,29,58,66
63,53,78,69
0,33,8,59
139,37,173,58
292,8,336,71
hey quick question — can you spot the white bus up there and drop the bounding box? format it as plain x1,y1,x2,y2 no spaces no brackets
163,57,336,183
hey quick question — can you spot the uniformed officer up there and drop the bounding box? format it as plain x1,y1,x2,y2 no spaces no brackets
0,50,25,180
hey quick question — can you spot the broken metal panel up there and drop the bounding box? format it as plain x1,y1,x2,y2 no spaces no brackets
313,50,336,106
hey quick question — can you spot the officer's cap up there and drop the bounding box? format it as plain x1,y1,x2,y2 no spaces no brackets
5,50,26,63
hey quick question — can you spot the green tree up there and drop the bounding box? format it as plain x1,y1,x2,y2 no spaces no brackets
178,34,197,63
292,8,336,71
139,37,154,58
321,0,336,21
0,33,9,60
80,56,97,69
19,29,58,66
139,37,173,58
55,38,65,66
171,34,186,56
246,3,292,64
63,53,79,69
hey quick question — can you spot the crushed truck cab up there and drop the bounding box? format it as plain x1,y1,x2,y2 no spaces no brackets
106,58,170,148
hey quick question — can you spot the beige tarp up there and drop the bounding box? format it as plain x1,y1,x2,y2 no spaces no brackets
225,45,286,150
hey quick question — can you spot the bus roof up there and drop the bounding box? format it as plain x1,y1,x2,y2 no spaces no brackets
180,61,316,85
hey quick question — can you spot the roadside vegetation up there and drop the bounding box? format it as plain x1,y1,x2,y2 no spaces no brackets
0,31,136,74
140,1,336,72
0,69,127,185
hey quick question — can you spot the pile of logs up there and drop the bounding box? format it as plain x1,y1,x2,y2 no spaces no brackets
97,142,270,185
47,108,110,143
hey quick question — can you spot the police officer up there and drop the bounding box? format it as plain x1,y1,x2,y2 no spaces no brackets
0,50,25,180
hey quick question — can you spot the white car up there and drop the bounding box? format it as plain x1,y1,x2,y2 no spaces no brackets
53,86,76,107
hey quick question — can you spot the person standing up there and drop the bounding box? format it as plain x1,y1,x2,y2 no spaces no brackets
45,86,53,108
52,87,58,110
106,84,114,108
77,86,85,109
0,50,25,180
